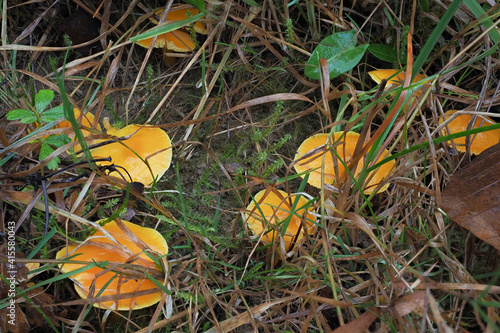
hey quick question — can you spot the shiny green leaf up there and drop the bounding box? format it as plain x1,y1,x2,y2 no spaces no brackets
305,30,369,80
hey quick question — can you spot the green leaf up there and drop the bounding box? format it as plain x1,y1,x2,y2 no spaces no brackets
368,44,406,64
40,105,64,123
6,109,37,123
35,89,55,113
44,134,70,147
412,0,463,78
40,143,60,170
419,0,430,12
50,51,93,165
183,0,206,11
0,154,15,168
129,12,205,42
305,30,369,80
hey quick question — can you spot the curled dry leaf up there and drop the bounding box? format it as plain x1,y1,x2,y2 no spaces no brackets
441,143,500,250
329,308,380,333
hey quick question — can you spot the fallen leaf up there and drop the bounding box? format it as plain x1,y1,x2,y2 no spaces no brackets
441,143,500,250
329,307,380,333
393,291,426,317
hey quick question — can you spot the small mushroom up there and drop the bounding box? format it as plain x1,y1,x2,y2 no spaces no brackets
134,6,206,53
368,69,427,89
54,108,100,151
245,189,315,251
294,132,395,194
150,7,207,34
134,30,196,53
56,219,168,311
368,69,429,108
440,110,500,155
91,121,172,185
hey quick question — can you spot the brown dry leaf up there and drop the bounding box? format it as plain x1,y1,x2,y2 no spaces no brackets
329,307,380,333
441,143,500,250
25,286,59,329
329,292,429,333
393,291,426,317
0,303,30,333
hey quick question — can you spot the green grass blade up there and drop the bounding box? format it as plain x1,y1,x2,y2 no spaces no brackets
129,12,205,42
412,0,463,77
463,0,500,44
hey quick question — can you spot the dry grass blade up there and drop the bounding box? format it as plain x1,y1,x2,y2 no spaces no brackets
204,296,298,333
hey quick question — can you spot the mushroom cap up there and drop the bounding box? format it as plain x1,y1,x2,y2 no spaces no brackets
294,132,395,194
91,124,172,185
151,7,207,34
56,108,98,133
368,69,427,87
440,110,500,155
56,219,168,311
56,108,101,151
134,30,195,52
368,69,428,107
245,189,315,250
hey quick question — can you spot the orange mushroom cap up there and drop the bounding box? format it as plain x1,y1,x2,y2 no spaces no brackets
56,108,99,133
368,69,427,87
440,110,500,155
134,30,195,52
52,108,100,151
151,7,207,34
294,132,395,194
368,69,402,86
91,123,172,185
134,6,205,53
56,219,168,311
368,69,429,107
245,189,316,251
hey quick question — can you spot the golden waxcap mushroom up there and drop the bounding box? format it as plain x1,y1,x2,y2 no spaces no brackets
440,110,500,155
135,6,206,53
56,219,168,311
368,69,429,107
91,122,172,185
134,30,196,52
151,7,207,34
50,108,100,151
368,69,427,88
294,132,395,194
245,189,316,251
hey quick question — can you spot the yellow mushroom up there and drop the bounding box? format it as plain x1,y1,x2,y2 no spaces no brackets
134,6,206,53
368,69,429,108
91,122,172,185
56,219,168,311
150,7,207,34
134,30,196,52
44,108,100,152
440,110,500,155
245,189,315,251
294,132,395,194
